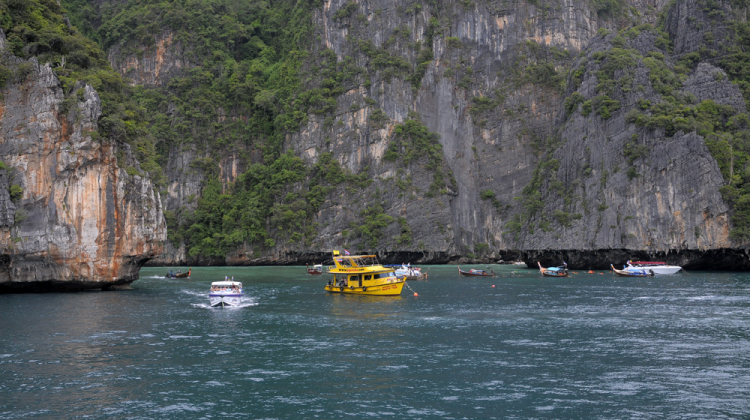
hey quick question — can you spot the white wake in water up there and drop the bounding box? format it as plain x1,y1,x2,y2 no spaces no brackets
191,298,259,309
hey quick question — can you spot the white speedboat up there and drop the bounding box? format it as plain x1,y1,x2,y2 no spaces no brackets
395,264,421,279
209,279,244,307
625,261,682,275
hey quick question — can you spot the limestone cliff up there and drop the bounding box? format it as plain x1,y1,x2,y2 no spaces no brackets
0,33,166,292
91,0,750,269
283,0,746,268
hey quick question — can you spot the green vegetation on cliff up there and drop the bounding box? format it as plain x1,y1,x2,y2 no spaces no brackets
66,0,321,154
384,114,454,197
534,8,750,242
712,20,750,241
59,0,453,257
0,0,164,185
182,151,310,257
14,0,749,260
61,0,338,255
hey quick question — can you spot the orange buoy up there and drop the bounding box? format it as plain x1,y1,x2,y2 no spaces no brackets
588,270,594,274
491,285,495,288
413,292,419,297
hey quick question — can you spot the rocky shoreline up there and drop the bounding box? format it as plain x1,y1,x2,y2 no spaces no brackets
6,247,750,293
144,248,750,271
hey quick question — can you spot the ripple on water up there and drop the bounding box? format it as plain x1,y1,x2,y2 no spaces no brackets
152,403,206,414
2,267,750,419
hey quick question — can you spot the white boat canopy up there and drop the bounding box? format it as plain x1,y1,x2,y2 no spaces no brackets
211,281,243,287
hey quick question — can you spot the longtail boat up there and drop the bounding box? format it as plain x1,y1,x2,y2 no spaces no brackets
457,266,496,277
165,268,191,278
611,264,654,277
306,263,323,275
324,251,404,296
538,262,568,277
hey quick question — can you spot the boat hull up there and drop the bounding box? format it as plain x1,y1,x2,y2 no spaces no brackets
324,281,404,296
612,265,654,277
537,262,568,277
399,274,427,281
626,266,681,275
614,271,652,277
457,267,496,277
209,294,243,307
306,264,323,275
541,271,569,277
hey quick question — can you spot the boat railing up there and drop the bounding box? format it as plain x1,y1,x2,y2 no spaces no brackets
333,255,380,268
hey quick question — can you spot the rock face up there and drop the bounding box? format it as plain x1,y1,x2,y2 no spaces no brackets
108,30,190,87
97,0,750,269
515,33,738,267
290,0,598,255
0,38,166,291
278,0,743,268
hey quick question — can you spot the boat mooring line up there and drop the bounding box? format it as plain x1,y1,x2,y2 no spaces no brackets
404,281,418,297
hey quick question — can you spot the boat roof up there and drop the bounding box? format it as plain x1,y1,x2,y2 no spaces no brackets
630,261,667,265
211,281,242,286
329,254,394,273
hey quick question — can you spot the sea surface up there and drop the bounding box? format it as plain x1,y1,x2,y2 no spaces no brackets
1,265,750,419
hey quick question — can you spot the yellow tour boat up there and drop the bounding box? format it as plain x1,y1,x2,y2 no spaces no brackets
324,251,405,296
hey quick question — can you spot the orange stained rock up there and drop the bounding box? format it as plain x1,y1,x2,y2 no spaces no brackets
495,16,506,29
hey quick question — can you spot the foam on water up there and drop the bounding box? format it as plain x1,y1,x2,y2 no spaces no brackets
191,300,259,309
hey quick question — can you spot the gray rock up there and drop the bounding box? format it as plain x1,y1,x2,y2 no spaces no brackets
112,0,750,269
681,63,746,112
0,54,166,292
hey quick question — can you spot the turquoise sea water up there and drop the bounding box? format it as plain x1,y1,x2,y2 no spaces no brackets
1,265,750,419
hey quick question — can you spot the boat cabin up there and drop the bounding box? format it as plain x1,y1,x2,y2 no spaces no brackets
331,271,398,287
210,281,243,293
328,255,397,288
